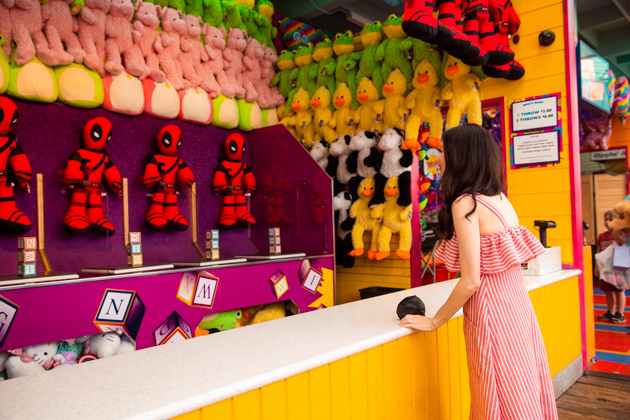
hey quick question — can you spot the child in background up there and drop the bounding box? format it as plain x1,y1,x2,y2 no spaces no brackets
595,210,627,323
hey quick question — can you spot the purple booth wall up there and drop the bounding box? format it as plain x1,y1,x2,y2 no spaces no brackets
0,97,259,277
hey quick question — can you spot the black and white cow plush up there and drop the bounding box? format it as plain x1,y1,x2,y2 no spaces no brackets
371,128,413,207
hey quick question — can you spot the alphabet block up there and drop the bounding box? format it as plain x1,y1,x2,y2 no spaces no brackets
270,245,281,255
176,272,219,308
94,289,146,340
0,295,19,347
205,240,219,250
17,250,36,263
269,270,289,299
205,250,220,260
17,263,36,276
128,254,143,267
129,232,142,244
127,243,142,255
17,237,37,250
206,230,219,240
153,311,193,346
299,259,323,293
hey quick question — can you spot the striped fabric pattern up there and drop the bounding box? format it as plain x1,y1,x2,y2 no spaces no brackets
436,195,558,419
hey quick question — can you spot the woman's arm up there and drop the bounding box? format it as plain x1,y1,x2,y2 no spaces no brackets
400,196,481,331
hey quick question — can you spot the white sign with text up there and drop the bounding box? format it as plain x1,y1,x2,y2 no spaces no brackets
513,131,560,166
512,96,558,132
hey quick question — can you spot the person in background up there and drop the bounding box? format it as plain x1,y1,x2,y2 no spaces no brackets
595,210,627,323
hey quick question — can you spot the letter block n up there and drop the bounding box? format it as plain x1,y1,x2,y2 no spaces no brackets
94,289,146,340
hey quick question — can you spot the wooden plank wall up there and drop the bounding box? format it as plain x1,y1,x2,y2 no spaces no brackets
173,277,582,420
593,174,626,237
581,175,595,245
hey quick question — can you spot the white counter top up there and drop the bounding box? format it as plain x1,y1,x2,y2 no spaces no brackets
0,269,581,420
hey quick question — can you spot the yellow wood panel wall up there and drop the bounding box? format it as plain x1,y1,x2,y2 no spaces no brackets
174,277,582,420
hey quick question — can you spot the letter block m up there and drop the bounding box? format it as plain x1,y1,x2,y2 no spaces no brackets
94,289,146,340
176,272,219,308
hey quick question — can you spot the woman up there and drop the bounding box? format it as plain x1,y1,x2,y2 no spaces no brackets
400,124,557,419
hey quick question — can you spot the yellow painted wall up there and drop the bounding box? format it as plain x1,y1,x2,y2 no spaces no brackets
173,276,582,420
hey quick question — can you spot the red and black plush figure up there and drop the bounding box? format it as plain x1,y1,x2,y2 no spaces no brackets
0,97,32,235
212,133,256,230
142,125,194,231
61,117,122,236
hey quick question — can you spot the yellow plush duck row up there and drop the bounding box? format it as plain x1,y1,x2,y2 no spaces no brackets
280,88,315,147
370,176,412,260
349,177,381,260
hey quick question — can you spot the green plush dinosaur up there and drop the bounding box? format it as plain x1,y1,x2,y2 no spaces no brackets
376,15,413,91
185,0,204,17
333,31,360,109
255,0,273,25
202,0,224,27
198,309,244,332
350,21,384,98
169,0,187,13
311,38,336,109
284,43,318,115
271,50,296,98
254,11,276,49
222,0,242,29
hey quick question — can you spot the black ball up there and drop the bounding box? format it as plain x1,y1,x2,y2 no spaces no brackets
397,296,426,319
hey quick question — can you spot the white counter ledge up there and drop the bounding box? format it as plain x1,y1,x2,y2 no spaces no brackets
0,269,581,420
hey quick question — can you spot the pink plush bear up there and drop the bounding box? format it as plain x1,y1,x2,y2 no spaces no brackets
42,0,85,65
133,0,165,82
9,0,58,66
77,0,109,76
241,37,264,103
104,0,149,78
222,28,247,99
201,24,235,99
256,45,284,108
158,7,188,91
179,14,207,89
0,0,14,61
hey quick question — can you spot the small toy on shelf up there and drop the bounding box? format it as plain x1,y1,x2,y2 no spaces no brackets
4,342,61,379
375,69,409,132
10,0,59,66
104,0,150,78
241,36,264,103
197,309,245,333
441,54,482,131
284,43,317,115
77,0,110,76
223,27,248,99
158,7,189,90
212,132,256,229
142,125,195,231
127,231,143,266
349,177,381,259
376,15,413,89
370,176,412,260
371,128,413,208
333,31,359,109
268,226,281,254
60,117,121,236
280,88,314,146
349,130,379,181
76,330,135,359
352,22,384,96
0,3,11,61
42,0,86,65
311,86,337,144
255,45,285,108
329,134,358,187
201,24,236,99
329,83,357,137
312,38,336,103
179,14,209,90
17,236,37,276
354,78,383,133
205,229,220,260
270,50,296,100
249,302,285,324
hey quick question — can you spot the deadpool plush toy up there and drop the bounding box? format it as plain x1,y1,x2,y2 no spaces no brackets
0,97,32,235
143,125,194,231
212,133,256,230
61,117,122,236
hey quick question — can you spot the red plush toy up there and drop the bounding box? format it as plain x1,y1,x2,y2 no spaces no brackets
0,97,32,235
61,117,122,236
142,125,194,231
212,133,256,230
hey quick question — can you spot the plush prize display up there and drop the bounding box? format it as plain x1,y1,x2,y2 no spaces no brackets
0,98,31,235
374,68,408,132
312,38,336,105
270,50,296,99
352,23,385,98
158,7,189,90
133,0,166,82
10,0,59,67
354,78,383,133
142,125,194,231
333,31,359,110
311,86,336,144
60,116,121,236
212,132,256,229
241,37,264,103
201,24,235,99
284,43,317,115
609,202,630,233
4,342,61,378
280,88,314,146
329,134,357,186
349,177,381,259
371,128,412,208
179,14,209,90
310,140,330,171
333,191,355,268
76,330,135,358
78,0,109,77
441,54,482,131
349,130,379,180
42,0,85,66
255,45,284,108
370,176,412,260
104,0,150,78
197,308,245,333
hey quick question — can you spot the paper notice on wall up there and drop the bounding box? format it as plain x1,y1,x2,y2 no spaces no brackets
513,131,560,166
511,96,559,132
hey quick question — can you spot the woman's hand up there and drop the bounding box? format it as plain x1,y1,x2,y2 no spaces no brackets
399,315,438,332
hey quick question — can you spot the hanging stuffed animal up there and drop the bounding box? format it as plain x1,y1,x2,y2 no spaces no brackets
405,46,443,151
0,97,32,235
284,43,317,115
280,88,314,146
349,177,381,260
158,7,189,90
329,134,358,187
333,191,355,268
241,37,265,103
333,31,360,109
133,0,166,82
374,69,408,132
311,86,337,145
329,83,357,137
105,0,150,78
441,53,482,130
376,15,413,89
310,140,329,171
201,23,235,98
179,14,209,89
312,38,336,105
61,117,121,236
212,132,256,229
41,0,85,65
271,50,296,100
370,128,413,208
77,0,109,77
354,78,383,133
4,342,61,379
349,130,379,182
223,27,247,98
255,45,285,108
10,0,59,66
352,21,384,97
142,125,194,231
370,176,412,261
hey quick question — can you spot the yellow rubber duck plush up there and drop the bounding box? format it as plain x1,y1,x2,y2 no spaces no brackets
249,302,286,325
354,78,384,133
370,176,412,261
375,69,409,132
280,88,315,147
349,177,382,260
405,49,443,152
330,83,357,136
441,54,482,131
311,86,337,145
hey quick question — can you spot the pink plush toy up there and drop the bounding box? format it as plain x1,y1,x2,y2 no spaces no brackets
158,7,188,91
42,0,85,64
133,0,165,82
256,44,284,108
77,0,109,76
179,14,207,89
222,28,247,99
0,0,13,61
104,0,149,78
201,23,235,99
241,37,264,103
9,0,58,66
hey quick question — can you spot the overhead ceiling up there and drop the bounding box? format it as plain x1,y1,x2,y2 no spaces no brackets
576,0,630,79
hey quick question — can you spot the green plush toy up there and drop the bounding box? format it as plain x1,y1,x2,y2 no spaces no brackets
8,55,58,103
311,38,336,109
202,0,224,27
271,50,296,98
155,0,169,8
376,15,413,90
333,31,360,109
198,309,244,332
237,98,263,131
284,43,317,115
239,6,257,35
222,0,243,29
55,63,104,108
0,35,9,95
255,0,273,25
185,0,204,17
211,95,240,128
253,11,276,49
350,21,384,99
169,0,187,13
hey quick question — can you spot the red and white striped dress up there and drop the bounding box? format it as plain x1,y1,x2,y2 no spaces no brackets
435,195,558,420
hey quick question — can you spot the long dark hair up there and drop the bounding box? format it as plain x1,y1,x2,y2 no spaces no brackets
437,124,504,240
